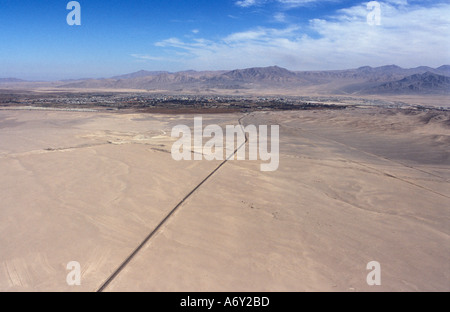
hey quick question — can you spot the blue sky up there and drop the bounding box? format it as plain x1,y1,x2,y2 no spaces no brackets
0,0,449,80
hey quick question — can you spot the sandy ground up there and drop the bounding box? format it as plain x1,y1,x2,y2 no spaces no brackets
0,108,448,291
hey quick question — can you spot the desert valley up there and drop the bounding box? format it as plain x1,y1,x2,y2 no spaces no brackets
0,65,449,291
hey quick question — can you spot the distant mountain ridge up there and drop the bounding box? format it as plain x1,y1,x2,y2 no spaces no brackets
23,64,449,95
363,72,450,94
111,70,170,79
0,78,26,83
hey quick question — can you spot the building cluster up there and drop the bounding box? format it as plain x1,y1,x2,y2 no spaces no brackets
0,92,354,111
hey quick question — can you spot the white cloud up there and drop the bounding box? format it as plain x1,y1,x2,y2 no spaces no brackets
235,0,339,8
151,2,450,70
131,54,169,62
223,25,300,43
384,0,408,5
277,0,331,6
274,12,287,22
235,0,257,7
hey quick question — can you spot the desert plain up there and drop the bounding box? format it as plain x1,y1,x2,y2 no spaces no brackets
0,105,449,292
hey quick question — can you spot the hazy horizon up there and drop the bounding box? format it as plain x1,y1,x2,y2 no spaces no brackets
2,63,450,83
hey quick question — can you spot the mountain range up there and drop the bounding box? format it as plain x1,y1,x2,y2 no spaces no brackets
2,65,450,95
0,78,26,83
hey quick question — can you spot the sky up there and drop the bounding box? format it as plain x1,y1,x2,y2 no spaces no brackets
0,0,449,80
